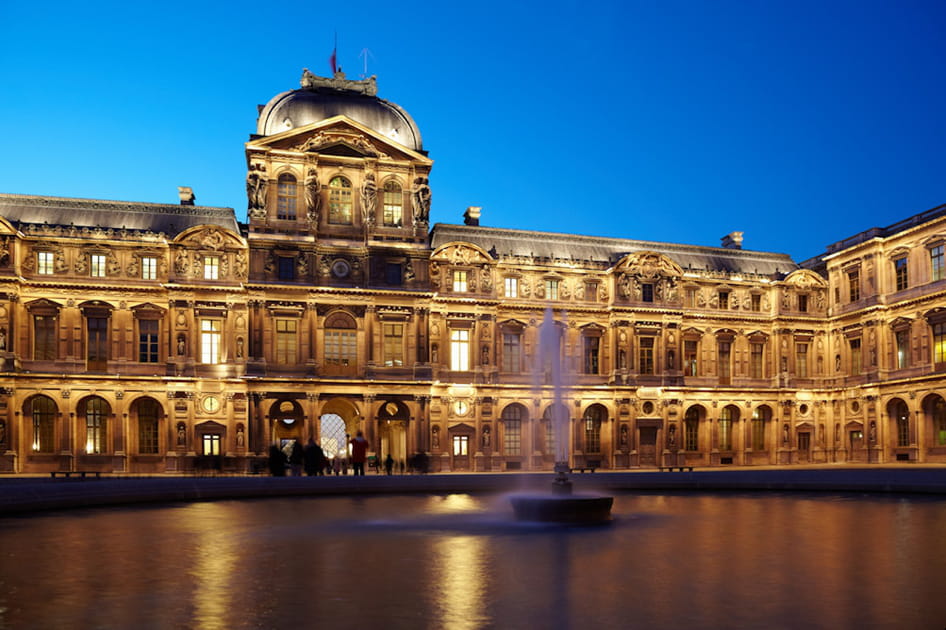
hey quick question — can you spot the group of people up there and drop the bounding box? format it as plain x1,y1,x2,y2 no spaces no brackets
266,430,430,476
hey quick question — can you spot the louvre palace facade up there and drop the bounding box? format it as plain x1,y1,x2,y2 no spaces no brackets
1,70,945,475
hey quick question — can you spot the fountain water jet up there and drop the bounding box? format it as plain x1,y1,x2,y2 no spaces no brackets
510,308,613,524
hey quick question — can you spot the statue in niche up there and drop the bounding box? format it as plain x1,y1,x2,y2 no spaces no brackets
835,423,841,444
869,329,877,365
236,337,245,359
431,343,439,364
816,290,826,311
618,349,627,370
0,238,8,266
818,424,825,446
360,173,377,225
236,425,245,448
667,424,676,449
234,252,247,279
620,424,628,447
432,425,440,450
411,177,431,223
781,288,791,310
782,424,790,446
264,252,275,274
174,250,189,275
483,427,490,447
0,328,5,351
246,163,268,215
481,344,489,365
404,259,416,282
304,168,321,224
297,254,308,277
219,255,230,278
481,266,492,293
835,354,842,373
177,423,186,446
668,349,675,369
177,334,186,356
869,421,877,444
0,420,5,446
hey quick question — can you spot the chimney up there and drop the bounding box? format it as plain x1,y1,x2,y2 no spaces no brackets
178,186,195,206
463,206,481,226
721,231,743,249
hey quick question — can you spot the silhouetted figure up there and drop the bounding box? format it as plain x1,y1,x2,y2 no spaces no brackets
304,438,325,476
268,445,287,476
384,453,394,475
350,430,368,476
289,440,304,476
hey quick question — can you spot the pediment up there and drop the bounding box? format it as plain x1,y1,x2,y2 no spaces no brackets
0,216,16,235
173,225,245,250
784,269,827,288
614,251,683,277
431,242,493,264
249,116,431,164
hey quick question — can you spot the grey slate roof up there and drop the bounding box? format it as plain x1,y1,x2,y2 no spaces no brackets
0,193,240,238
431,223,799,277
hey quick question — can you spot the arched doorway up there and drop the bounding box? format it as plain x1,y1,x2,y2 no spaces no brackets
683,405,705,464
319,397,361,465
922,394,946,461
749,405,773,464
887,398,912,461
377,400,409,469
581,404,607,468
271,399,305,461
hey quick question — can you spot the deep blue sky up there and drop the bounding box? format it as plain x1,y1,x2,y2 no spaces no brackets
1,1,943,261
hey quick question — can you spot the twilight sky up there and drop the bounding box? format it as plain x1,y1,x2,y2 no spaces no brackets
1,0,943,261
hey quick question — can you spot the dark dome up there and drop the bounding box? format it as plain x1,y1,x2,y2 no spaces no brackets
256,71,423,152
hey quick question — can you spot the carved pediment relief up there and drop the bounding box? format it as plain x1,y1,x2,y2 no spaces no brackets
294,130,389,158
174,226,244,251
431,242,493,265
615,251,683,278
784,269,828,289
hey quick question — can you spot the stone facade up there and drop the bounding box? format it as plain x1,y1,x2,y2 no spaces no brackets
0,71,944,474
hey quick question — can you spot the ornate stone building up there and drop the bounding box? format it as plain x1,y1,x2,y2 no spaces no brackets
0,70,944,474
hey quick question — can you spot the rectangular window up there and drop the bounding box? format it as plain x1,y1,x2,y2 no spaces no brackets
584,419,601,453
275,319,298,365
895,257,909,292
798,294,808,313
37,251,54,275
718,291,729,310
685,288,697,308
277,256,295,281
453,434,469,456
642,283,654,302
502,332,521,372
684,340,698,376
545,279,559,300
750,342,764,378
583,336,600,374
933,323,946,364
87,317,108,370
719,417,732,451
795,343,808,378
504,277,518,298
383,322,404,367
385,263,402,285
33,315,57,360
204,256,219,280
85,408,105,455
200,319,222,364
382,184,402,226
504,420,521,456
850,338,862,375
584,281,598,302
141,256,157,280
138,319,159,363
931,245,944,282
718,341,731,381
848,270,860,302
639,337,654,375
90,254,107,278
325,330,357,366
202,434,221,456
138,411,159,455
450,329,470,371
751,415,765,450
453,270,468,292
750,293,761,312
684,420,698,451
896,329,909,369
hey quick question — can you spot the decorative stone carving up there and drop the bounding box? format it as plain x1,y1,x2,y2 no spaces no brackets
74,253,88,275
234,252,247,280
304,168,321,225
412,177,431,223
246,163,268,219
361,173,377,226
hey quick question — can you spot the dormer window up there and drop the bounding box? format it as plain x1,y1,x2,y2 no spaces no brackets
203,256,219,280
37,251,54,275
90,254,107,278
328,176,353,224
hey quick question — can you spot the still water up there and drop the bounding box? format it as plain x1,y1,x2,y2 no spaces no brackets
1,492,944,629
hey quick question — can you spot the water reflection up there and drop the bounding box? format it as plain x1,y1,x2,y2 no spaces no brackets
0,492,945,629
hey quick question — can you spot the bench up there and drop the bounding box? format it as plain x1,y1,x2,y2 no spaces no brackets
570,467,597,474
50,471,102,479
658,466,694,472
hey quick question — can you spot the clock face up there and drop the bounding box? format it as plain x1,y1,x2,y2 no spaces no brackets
331,259,351,278
454,401,470,417
203,396,220,413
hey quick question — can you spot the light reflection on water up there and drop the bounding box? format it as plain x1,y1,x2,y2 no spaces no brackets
0,492,945,629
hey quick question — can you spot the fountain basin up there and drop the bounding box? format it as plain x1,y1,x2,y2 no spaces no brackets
510,493,614,525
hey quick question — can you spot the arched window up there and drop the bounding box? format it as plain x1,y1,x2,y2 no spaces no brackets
382,180,403,226
328,177,353,224
887,398,910,448
684,406,701,451
719,405,739,451
542,404,568,458
583,405,605,454
931,395,946,446
277,173,298,220
751,406,771,450
84,396,109,454
31,396,56,453
501,404,527,456
137,398,160,454
324,312,357,375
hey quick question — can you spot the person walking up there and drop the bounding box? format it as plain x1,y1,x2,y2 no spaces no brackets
350,430,368,476
384,453,394,475
267,444,287,477
304,438,324,476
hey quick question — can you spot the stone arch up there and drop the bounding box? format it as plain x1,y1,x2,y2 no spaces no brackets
128,395,166,456
922,393,946,449
23,394,58,454
76,395,111,455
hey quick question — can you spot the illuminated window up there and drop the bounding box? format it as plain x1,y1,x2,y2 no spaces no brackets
896,329,909,369
933,396,946,446
275,319,298,365
137,398,160,454
502,332,521,372
33,315,56,360
382,180,403,226
200,319,222,364
504,277,518,298
750,342,764,378
892,400,910,448
848,269,860,302
85,397,108,454
751,406,769,450
203,256,219,280
931,245,944,282
750,293,761,312
37,251,54,275
90,254,107,278
202,434,221,456
583,335,600,374
453,270,468,292
277,173,297,220
545,279,559,300
31,396,56,453
795,343,808,378
325,329,356,367
639,337,654,374
141,256,157,280
718,291,729,309
583,406,603,453
850,338,862,375
894,256,908,292
138,319,159,363
450,329,470,371
684,407,700,451
933,322,946,364
684,340,698,376
719,406,735,451
453,434,469,456
328,176,353,224
383,322,404,367
502,405,523,456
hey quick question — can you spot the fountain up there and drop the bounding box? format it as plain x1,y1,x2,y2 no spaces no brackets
509,308,613,524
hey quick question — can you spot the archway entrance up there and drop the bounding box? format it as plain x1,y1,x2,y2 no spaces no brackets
377,400,408,469
271,399,304,462
319,397,361,466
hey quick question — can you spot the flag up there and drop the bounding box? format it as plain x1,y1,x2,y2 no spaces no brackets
329,48,337,74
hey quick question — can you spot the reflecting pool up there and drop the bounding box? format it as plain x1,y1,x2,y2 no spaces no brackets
1,492,944,629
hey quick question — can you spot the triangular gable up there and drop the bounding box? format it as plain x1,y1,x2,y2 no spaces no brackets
248,116,432,165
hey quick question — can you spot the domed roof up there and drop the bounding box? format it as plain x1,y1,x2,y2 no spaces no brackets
256,70,424,152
